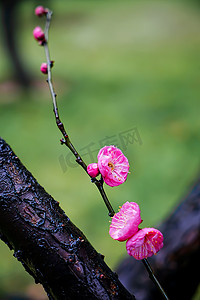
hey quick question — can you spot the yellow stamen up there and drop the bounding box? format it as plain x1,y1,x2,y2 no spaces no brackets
108,162,115,171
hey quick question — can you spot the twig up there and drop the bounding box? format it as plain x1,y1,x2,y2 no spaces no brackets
142,259,169,300
43,10,114,217
42,10,169,300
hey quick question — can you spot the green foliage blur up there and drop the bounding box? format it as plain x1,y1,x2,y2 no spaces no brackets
0,0,200,298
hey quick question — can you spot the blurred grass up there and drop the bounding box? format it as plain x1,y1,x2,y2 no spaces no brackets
0,0,200,297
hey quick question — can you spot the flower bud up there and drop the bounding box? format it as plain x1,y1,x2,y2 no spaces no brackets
35,6,47,17
33,26,46,44
40,63,48,74
40,61,54,74
87,163,100,178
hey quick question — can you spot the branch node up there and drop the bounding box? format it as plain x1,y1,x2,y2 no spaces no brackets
76,156,82,164
60,138,66,145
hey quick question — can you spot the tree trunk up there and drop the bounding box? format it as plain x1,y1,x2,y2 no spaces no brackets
0,137,135,300
116,178,200,300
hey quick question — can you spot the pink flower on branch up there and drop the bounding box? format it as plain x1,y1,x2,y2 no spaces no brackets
33,26,46,44
97,145,129,187
109,202,142,241
126,228,164,260
87,163,100,178
35,6,48,17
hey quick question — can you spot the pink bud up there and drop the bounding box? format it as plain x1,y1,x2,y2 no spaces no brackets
87,163,100,177
40,63,48,74
126,228,164,260
40,61,54,74
35,6,47,17
33,26,46,43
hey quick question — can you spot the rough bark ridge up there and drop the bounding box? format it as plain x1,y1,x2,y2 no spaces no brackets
117,178,200,300
0,137,135,300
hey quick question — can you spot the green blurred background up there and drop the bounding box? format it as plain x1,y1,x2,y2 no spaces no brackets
0,0,200,298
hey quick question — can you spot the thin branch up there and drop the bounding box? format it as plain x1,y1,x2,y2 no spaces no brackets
42,10,169,300
142,259,169,300
43,10,114,217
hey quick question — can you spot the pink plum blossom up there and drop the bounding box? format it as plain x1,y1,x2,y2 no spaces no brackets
126,228,164,260
97,145,129,187
87,163,100,177
33,26,46,44
109,202,142,241
35,6,48,17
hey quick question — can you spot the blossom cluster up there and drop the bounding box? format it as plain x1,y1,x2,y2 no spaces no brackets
33,6,54,74
87,145,163,260
109,201,163,260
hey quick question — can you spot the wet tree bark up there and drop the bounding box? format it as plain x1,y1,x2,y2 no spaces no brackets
116,178,200,300
0,137,135,300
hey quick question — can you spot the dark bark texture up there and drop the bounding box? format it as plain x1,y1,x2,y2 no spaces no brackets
116,178,200,300
0,137,135,300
